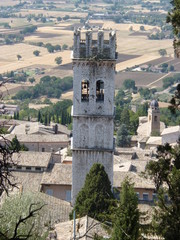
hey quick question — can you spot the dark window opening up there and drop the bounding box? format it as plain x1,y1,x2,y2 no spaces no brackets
143,193,149,201
81,80,89,102
96,80,104,102
26,166,31,170
35,167,41,171
17,166,22,170
154,116,157,122
42,148,45,152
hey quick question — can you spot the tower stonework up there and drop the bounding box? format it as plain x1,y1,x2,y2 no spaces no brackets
72,29,117,204
147,100,160,136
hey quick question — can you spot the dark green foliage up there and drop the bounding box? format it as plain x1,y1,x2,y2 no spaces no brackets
115,89,126,106
159,48,167,56
146,142,180,240
55,57,62,65
72,163,115,221
9,135,28,152
12,76,73,100
139,87,153,99
169,83,180,114
162,74,180,89
160,107,180,126
29,77,35,83
167,0,180,57
20,25,37,35
62,44,68,50
112,178,140,240
116,124,131,147
38,100,72,126
33,50,40,56
120,108,130,126
123,79,136,90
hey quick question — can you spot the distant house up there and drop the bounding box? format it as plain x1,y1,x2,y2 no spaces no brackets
161,126,180,145
0,134,69,152
0,104,19,116
41,163,72,202
113,150,156,203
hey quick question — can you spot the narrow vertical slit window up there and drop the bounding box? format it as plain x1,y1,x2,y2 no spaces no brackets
81,80,89,102
96,80,104,102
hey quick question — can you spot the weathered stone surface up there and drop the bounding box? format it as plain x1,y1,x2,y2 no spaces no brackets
72,29,116,204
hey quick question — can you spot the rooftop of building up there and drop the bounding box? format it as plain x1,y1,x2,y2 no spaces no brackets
11,171,43,192
146,137,162,146
12,151,52,167
41,163,72,185
161,125,180,135
10,121,71,136
1,134,69,143
137,121,165,138
113,171,155,189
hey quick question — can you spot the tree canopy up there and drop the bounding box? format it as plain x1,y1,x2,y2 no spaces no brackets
112,178,140,240
72,163,115,221
167,0,180,57
116,124,131,147
146,142,180,240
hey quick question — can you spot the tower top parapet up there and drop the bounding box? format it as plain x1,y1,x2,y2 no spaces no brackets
150,99,159,110
73,29,117,60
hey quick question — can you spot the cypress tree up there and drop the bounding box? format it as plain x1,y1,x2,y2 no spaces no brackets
73,163,115,221
38,110,41,122
112,178,140,240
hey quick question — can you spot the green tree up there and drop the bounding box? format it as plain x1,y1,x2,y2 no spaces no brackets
33,50,40,56
57,17,62,21
29,77,35,83
112,178,140,240
55,56,62,65
167,0,180,57
54,44,61,51
159,49,167,56
146,142,180,240
62,44,68,50
116,124,131,147
9,135,28,151
121,108,130,126
72,163,115,221
140,25,145,31
123,79,136,90
17,54,22,60
169,83,180,114
0,192,48,240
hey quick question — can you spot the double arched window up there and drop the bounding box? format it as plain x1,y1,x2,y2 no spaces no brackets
81,80,89,102
96,80,104,102
81,80,104,102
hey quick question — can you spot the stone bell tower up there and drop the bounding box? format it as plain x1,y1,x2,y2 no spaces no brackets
71,29,117,204
147,99,160,136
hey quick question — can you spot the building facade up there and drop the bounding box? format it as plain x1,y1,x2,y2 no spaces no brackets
72,29,117,203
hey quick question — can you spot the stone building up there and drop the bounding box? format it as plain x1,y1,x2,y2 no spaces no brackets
147,99,160,137
71,29,117,203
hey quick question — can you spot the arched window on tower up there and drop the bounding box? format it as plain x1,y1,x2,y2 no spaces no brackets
96,80,104,102
81,80,89,102
154,116,157,122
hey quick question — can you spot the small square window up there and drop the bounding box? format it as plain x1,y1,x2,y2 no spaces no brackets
26,166,31,170
35,167,41,171
143,193,149,201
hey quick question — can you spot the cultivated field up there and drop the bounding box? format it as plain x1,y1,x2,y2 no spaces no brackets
0,43,72,74
0,0,175,97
